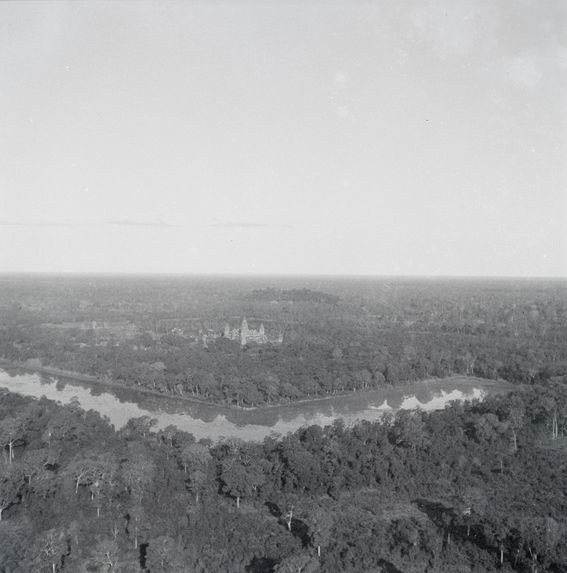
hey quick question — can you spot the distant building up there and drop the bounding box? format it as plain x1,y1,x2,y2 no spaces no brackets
223,318,282,346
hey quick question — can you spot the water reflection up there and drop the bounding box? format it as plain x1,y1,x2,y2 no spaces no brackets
0,369,511,442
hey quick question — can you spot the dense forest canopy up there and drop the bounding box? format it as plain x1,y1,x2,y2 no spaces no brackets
0,276,566,571
247,288,340,305
0,377,566,572
0,276,565,407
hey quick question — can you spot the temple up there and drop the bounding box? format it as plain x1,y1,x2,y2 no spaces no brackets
223,318,282,346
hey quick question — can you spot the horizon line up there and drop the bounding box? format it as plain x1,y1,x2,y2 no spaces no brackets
0,271,565,281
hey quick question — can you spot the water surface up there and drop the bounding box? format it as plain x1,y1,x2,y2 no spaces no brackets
0,369,513,441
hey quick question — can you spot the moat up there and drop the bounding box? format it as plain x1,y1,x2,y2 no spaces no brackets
0,368,515,442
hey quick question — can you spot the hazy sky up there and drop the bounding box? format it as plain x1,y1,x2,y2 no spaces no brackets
1,1,565,276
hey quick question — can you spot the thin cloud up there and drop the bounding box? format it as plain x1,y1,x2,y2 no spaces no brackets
208,222,294,230
0,220,81,227
0,219,178,229
0,219,295,231
104,220,180,228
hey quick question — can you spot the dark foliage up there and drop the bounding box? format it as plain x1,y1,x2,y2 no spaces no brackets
0,277,566,406
0,376,566,572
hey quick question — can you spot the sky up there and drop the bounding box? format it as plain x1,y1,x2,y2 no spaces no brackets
0,1,565,276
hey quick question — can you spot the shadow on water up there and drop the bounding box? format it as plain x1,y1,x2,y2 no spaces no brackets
0,368,515,442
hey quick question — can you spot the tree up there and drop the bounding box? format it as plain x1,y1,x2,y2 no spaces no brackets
0,521,28,571
18,448,48,484
39,528,68,573
353,369,372,391
128,504,151,551
460,486,488,536
181,442,212,503
274,552,320,573
41,427,53,449
259,375,281,404
44,405,86,447
220,452,265,508
85,538,121,572
121,453,156,503
481,513,513,568
120,416,157,439
146,535,188,572
0,465,22,521
157,424,178,451
0,416,23,464
508,396,525,452
65,455,111,495
528,386,567,441
473,412,506,445
390,411,429,452
517,516,548,573
306,505,334,558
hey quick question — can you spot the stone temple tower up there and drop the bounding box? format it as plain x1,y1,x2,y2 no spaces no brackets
240,318,249,346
